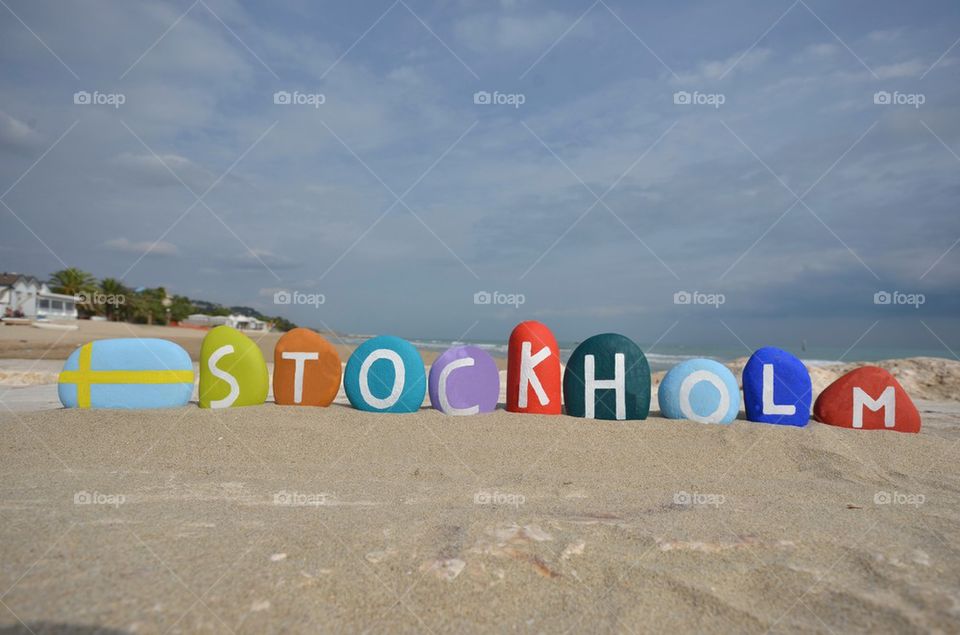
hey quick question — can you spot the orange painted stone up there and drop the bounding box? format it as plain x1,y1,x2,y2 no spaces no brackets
506,320,562,414
273,328,342,406
813,366,920,433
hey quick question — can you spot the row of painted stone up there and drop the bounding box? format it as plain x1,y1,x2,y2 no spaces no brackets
56,321,921,433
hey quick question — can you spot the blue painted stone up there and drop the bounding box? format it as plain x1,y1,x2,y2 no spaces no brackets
58,338,194,409
742,347,811,426
344,335,426,413
658,359,740,424
428,345,500,415
562,333,650,420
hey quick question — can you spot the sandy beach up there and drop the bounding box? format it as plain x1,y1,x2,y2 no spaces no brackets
1,403,959,634
1,322,959,633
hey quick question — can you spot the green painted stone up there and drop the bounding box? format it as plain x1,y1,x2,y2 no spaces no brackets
199,325,269,408
562,333,650,420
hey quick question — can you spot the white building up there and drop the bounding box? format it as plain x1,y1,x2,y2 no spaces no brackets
183,313,270,331
0,273,78,320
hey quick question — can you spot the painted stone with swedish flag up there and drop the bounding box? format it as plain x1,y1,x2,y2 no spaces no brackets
58,339,194,409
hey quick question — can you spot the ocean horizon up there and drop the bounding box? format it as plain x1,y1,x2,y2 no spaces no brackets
328,333,954,372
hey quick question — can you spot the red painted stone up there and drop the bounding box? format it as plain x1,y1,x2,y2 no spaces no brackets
506,320,562,415
813,366,920,433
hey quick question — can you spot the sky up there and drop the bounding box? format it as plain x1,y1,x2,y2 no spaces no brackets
1,0,958,356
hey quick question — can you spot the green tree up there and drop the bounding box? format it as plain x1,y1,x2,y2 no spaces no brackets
168,295,195,322
49,268,97,316
269,316,297,332
99,278,130,321
131,287,168,325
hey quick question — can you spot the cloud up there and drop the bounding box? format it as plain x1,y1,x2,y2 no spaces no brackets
103,238,179,257
803,43,839,58
0,110,43,154
216,248,299,271
0,1,957,346
110,152,213,191
454,10,593,52
672,48,771,84
874,59,928,79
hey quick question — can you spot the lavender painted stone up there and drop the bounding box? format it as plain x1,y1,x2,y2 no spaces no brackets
428,345,500,415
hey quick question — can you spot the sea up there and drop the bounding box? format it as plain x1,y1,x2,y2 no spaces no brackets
331,335,952,373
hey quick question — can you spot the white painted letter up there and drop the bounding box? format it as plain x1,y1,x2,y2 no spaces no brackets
762,363,796,416
853,386,895,428
208,344,240,408
584,353,625,420
282,351,319,404
359,349,405,409
679,370,730,424
438,357,478,416
519,341,551,408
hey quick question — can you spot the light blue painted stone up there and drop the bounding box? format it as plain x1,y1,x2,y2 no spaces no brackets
658,358,740,424
742,346,811,426
58,338,193,409
344,335,425,413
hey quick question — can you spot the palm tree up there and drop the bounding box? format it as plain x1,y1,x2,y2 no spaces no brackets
99,278,130,321
49,268,96,296
49,268,97,316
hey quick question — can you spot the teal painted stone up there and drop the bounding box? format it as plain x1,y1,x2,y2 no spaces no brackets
344,335,426,413
58,338,194,409
659,359,740,424
562,333,650,420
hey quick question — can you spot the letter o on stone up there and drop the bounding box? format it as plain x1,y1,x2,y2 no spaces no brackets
344,335,425,413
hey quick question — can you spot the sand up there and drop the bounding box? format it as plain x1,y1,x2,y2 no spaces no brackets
2,321,960,633
1,403,959,633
